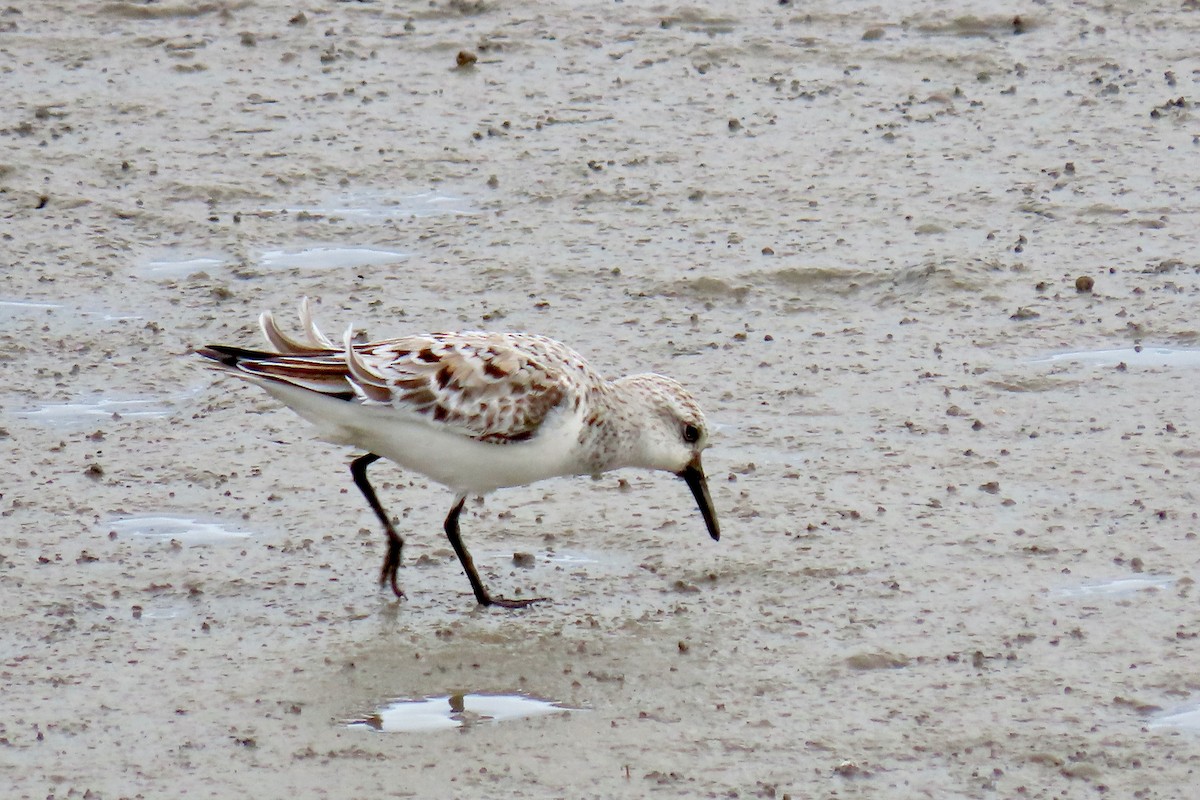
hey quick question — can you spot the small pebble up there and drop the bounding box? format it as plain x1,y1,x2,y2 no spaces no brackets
1075,275,1094,292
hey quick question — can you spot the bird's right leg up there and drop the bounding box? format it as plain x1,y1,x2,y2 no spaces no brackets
350,453,406,598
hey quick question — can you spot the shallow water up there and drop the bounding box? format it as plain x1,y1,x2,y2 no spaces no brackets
477,548,608,567
1033,347,1200,368
8,1,1200,797
106,515,252,545
284,189,476,220
135,245,411,278
137,255,228,279
16,396,178,425
0,298,62,312
258,246,410,272
1057,576,1175,598
0,299,140,323
346,692,576,733
131,601,190,621
1149,704,1200,732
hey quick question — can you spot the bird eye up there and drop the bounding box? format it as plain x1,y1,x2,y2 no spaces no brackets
682,423,701,444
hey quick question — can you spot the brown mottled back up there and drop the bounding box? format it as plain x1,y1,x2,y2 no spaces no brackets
343,331,603,443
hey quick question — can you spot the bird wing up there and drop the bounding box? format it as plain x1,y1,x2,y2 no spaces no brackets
203,299,595,443
344,330,579,443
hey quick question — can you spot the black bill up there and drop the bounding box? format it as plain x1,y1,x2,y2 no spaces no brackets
678,458,720,541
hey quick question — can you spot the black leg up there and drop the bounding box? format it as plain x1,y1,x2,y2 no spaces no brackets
443,494,545,609
350,453,405,599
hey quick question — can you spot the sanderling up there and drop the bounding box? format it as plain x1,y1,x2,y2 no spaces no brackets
196,298,719,608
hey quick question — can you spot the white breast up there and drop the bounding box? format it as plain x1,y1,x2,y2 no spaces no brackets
261,380,588,493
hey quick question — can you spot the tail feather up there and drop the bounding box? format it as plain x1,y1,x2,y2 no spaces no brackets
298,297,336,348
196,344,275,368
259,298,336,355
196,344,355,401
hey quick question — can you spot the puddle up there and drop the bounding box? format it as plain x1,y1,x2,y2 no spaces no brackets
16,396,178,425
1033,347,1200,368
286,189,476,220
259,246,409,272
0,299,63,312
1149,703,1200,732
134,602,189,621
545,550,601,566
0,300,139,323
347,692,576,733
478,548,612,567
1058,576,1174,598
137,246,411,275
106,515,252,545
137,255,227,279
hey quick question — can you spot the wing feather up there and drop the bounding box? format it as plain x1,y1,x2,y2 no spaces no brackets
259,299,337,355
205,300,600,444
349,331,580,443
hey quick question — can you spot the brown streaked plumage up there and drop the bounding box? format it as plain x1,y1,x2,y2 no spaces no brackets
197,298,720,609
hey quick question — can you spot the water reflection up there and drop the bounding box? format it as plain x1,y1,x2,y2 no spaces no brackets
347,692,575,733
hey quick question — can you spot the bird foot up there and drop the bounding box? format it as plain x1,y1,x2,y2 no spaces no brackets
480,594,547,609
379,572,407,600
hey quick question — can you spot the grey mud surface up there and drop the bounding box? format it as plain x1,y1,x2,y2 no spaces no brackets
3,1,1200,797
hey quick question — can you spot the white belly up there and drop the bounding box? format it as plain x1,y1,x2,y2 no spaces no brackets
259,381,587,493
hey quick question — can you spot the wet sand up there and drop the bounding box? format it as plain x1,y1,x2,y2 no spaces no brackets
3,1,1200,797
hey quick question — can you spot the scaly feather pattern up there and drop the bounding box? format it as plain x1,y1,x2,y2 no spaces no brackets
195,297,720,609
341,328,592,443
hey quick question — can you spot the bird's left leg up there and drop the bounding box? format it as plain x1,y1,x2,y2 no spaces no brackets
350,453,406,598
443,494,545,609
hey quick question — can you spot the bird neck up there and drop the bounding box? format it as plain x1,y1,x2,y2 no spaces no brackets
580,377,661,472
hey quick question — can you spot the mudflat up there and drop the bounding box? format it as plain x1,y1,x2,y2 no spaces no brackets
3,2,1199,798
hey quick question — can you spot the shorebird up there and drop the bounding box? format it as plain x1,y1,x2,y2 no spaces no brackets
196,298,719,608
